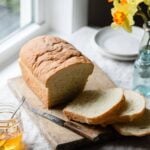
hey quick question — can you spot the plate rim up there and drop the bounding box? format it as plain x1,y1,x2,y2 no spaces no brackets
91,31,137,61
93,26,144,57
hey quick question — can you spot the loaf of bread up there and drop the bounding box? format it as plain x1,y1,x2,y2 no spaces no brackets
19,36,94,108
63,88,125,124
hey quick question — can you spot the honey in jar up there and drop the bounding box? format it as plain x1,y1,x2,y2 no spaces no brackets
0,104,24,150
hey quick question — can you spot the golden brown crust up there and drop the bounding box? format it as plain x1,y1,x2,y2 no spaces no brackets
20,35,93,86
63,93,125,125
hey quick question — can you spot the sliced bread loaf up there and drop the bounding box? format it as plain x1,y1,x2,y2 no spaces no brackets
113,109,150,136
102,90,146,125
63,88,125,124
19,36,94,108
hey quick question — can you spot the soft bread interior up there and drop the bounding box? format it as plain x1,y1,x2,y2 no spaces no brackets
20,58,93,107
63,88,124,124
47,63,93,106
119,90,145,119
19,60,49,107
101,90,146,125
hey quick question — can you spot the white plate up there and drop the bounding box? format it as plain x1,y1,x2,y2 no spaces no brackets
92,26,144,58
91,41,137,61
91,34,137,61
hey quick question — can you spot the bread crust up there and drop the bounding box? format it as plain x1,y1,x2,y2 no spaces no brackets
20,36,93,86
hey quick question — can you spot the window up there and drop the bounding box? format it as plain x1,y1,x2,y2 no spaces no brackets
0,0,33,43
0,0,88,68
0,0,47,67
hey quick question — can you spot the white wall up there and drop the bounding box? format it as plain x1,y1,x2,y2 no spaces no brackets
45,0,88,34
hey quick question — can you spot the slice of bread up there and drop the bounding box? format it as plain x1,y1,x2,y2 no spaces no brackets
63,88,125,124
114,109,150,136
117,90,146,122
102,90,146,125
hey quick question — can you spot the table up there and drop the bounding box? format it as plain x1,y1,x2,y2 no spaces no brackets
0,27,149,150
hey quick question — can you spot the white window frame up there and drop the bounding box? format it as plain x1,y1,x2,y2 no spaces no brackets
0,0,49,67
47,0,88,34
20,0,32,27
0,0,89,68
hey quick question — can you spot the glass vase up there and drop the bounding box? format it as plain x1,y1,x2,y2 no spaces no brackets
133,21,150,97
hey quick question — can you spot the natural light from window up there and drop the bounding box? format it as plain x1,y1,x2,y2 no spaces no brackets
0,0,32,42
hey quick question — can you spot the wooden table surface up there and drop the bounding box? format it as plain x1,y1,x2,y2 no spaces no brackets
0,26,149,150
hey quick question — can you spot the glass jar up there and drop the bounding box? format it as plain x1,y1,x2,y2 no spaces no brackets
0,104,24,150
133,21,150,97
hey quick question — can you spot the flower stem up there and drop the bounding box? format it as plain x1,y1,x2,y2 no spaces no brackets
147,7,150,19
136,6,148,23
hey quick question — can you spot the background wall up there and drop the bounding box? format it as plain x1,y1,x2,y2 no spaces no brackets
88,0,112,27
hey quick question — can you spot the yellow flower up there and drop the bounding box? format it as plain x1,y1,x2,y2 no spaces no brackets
111,0,138,32
121,0,128,5
108,0,150,32
113,11,126,25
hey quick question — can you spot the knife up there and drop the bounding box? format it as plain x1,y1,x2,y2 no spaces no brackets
21,96,107,141
31,107,103,141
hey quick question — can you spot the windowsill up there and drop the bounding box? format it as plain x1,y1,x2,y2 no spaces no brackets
0,60,20,89
0,26,133,90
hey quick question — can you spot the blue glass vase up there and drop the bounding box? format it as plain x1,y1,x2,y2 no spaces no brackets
133,22,150,97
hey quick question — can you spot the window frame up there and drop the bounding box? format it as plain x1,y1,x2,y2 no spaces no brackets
20,0,32,27
0,0,49,67
0,0,89,68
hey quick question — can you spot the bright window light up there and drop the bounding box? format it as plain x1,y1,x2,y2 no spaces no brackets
0,0,33,42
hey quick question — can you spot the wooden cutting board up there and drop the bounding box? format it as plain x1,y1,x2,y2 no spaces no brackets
8,65,116,150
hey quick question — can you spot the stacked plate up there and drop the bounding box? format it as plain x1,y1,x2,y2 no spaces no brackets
91,26,144,61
